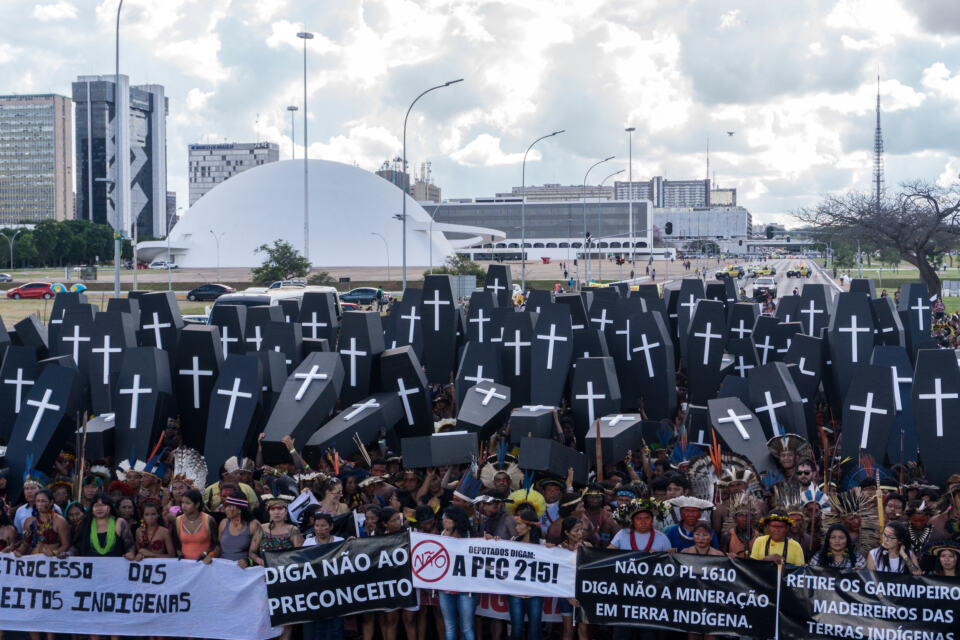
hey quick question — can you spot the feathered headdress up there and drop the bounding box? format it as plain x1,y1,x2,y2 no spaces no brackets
822,488,881,552
721,492,763,534
614,497,666,525
172,448,208,489
479,440,523,490
116,449,146,480
142,449,168,480
453,457,483,504
506,472,546,518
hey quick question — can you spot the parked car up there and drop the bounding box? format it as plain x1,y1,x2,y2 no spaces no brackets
340,302,360,312
715,265,745,279
268,280,306,289
6,282,54,299
0,273,12,283
148,260,178,269
186,283,235,301
786,264,811,277
340,287,389,305
753,277,778,301
750,265,776,277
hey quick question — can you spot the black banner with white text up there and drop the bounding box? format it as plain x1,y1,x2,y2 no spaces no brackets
780,566,960,640
576,549,778,638
263,533,415,626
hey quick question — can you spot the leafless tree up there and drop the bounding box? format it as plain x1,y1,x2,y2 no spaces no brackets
794,181,960,295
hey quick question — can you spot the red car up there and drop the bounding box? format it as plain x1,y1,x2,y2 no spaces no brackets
6,282,55,299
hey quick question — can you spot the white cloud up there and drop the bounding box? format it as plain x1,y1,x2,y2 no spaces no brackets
0,43,21,64
32,1,77,21
937,158,960,187
450,134,534,167
718,9,741,30
922,62,960,103
185,88,214,111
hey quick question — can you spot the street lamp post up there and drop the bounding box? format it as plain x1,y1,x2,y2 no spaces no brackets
582,156,614,285
286,105,298,160
209,230,225,282
401,78,463,291
625,126,635,269
0,229,22,270
296,31,313,262
597,169,624,282
428,204,441,275
522,130,564,292
371,232,390,281
113,0,123,299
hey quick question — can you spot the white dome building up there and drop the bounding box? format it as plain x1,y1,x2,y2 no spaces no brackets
137,159,503,268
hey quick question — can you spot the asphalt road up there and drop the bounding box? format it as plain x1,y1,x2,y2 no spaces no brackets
696,256,841,303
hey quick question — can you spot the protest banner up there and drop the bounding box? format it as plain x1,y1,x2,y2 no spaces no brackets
263,532,415,625
780,566,960,640
409,531,576,598
0,553,277,640
475,593,564,623
576,548,778,638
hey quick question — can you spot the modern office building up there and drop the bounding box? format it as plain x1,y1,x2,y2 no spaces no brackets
654,206,751,246
72,75,168,238
710,187,737,206
375,158,410,193
188,142,279,205
429,198,659,261
0,94,73,224
614,177,713,208
494,183,614,202
166,190,177,232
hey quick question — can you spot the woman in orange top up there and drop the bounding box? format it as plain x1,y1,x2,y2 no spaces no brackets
175,489,218,562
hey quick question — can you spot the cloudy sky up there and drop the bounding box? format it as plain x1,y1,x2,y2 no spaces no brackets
2,0,960,224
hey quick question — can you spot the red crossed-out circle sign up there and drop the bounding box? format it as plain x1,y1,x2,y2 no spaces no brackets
411,539,450,582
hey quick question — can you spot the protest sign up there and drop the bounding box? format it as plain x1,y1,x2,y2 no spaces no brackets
576,548,778,638
287,490,318,524
780,566,960,640
263,532,415,625
409,531,576,598
476,593,563,623
0,554,276,640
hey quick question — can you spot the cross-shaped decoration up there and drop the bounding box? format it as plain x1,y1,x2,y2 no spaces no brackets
718,408,753,440
536,324,568,370
25,388,60,442
850,391,888,449
302,312,328,341
575,381,606,427
693,321,722,365
424,289,451,332
911,297,930,331
219,325,239,354
838,315,870,362
119,374,152,431
400,306,421,344
245,325,263,351
797,357,816,377
4,368,35,413
142,312,171,349
217,377,253,429
486,278,505,297
800,300,824,336
504,329,531,376
396,378,420,425
918,378,957,437
474,386,507,406
615,319,632,361
755,335,775,365
294,365,328,401
469,309,490,343
632,334,660,378
891,366,912,412
339,337,368,388
62,324,90,365
179,356,214,410
601,414,630,427
464,364,494,386
731,319,752,339
734,356,754,378
344,398,380,421
591,308,613,331
755,390,787,435
92,335,122,385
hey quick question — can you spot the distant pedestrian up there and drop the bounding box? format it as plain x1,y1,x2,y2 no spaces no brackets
650,269,655,280
376,286,384,312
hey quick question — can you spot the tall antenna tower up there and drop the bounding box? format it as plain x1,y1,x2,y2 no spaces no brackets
873,74,884,207
706,136,710,187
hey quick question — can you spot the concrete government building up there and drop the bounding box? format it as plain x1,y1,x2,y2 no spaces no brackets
0,94,73,224
188,142,279,206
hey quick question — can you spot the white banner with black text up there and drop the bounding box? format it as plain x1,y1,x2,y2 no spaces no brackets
0,554,278,640
409,532,576,598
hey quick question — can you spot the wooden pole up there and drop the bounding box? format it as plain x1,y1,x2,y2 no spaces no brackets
594,418,603,482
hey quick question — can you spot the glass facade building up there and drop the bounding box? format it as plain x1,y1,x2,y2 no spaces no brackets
73,75,168,239
188,142,279,206
0,94,73,224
